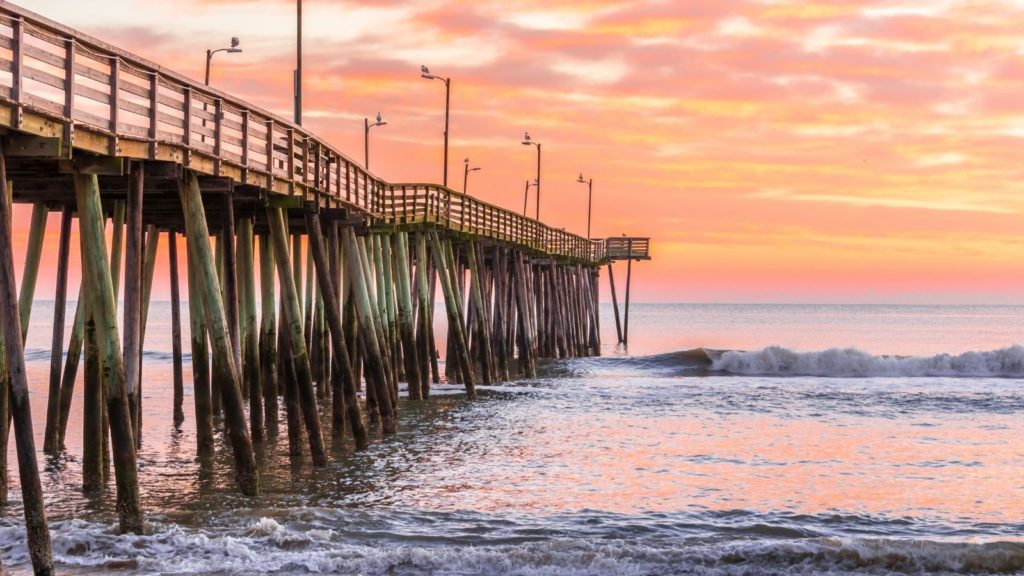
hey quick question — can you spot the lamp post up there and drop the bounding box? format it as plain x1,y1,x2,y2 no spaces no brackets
295,0,302,124
523,178,538,216
420,65,451,187
521,132,541,220
577,172,593,238
364,112,387,170
463,158,481,194
205,37,242,85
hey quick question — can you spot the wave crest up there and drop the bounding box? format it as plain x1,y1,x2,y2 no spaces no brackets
711,345,1024,378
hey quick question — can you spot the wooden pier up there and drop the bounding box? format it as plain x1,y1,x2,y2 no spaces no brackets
0,3,650,573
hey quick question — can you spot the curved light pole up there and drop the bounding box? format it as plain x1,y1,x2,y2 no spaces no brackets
523,178,538,216
364,112,387,170
205,37,242,85
577,172,593,238
521,132,541,220
463,158,481,194
420,65,451,187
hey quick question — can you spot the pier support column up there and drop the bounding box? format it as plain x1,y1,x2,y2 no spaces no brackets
0,146,54,576
43,207,73,452
266,206,328,464
179,173,259,495
394,232,422,399
258,234,279,436
123,164,143,447
74,171,145,534
169,231,185,424
429,232,475,397
343,227,397,433
238,217,263,443
188,236,215,456
305,213,368,449
414,234,433,398
467,241,495,384
607,263,623,345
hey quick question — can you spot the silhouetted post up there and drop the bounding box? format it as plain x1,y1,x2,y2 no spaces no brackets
238,217,263,443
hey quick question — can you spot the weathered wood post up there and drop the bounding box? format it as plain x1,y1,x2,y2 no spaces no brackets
74,171,145,533
169,230,185,424
187,238,215,456
222,190,243,382
466,241,495,384
179,173,259,495
0,147,54,575
607,263,623,345
414,234,433,398
258,234,279,436
428,232,476,397
394,232,422,398
123,163,143,446
305,212,368,449
135,223,159,444
43,207,73,452
238,217,263,443
342,227,397,433
266,206,328,465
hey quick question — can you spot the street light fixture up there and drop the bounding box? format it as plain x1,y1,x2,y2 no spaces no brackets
577,172,593,238
463,158,481,194
420,65,452,187
205,37,242,85
523,178,538,216
364,112,387,170
521,132,541,220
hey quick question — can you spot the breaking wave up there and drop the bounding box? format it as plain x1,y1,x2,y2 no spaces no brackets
711,345,1024,378
3,514,1024,575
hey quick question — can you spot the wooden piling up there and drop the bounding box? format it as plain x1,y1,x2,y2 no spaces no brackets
43,207,73,452
304,213,368,449
179,173,259,495
428,232,476,397
466,241,494,384
394,232,422,399
74,171,145,533
258,233,279,436
238,217,263,443
169,231,185,424
266,206,328,464
607,263,623,345
0,144,54,576
222,190,243,382
123,163,143,448
136,223,159,445
187,236,215,456
343,227,397,433
327,222,347,436
414,234,433,398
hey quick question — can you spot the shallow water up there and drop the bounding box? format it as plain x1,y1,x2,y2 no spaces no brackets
2,303,1023,574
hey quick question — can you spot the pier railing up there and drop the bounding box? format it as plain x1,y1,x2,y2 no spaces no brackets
0,1,646,264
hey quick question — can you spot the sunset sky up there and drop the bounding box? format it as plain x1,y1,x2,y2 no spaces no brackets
12,0,1024,303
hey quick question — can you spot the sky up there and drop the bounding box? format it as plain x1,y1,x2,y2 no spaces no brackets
9,0,1024,303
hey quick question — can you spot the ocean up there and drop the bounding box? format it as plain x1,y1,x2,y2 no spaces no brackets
2,302,1023,574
